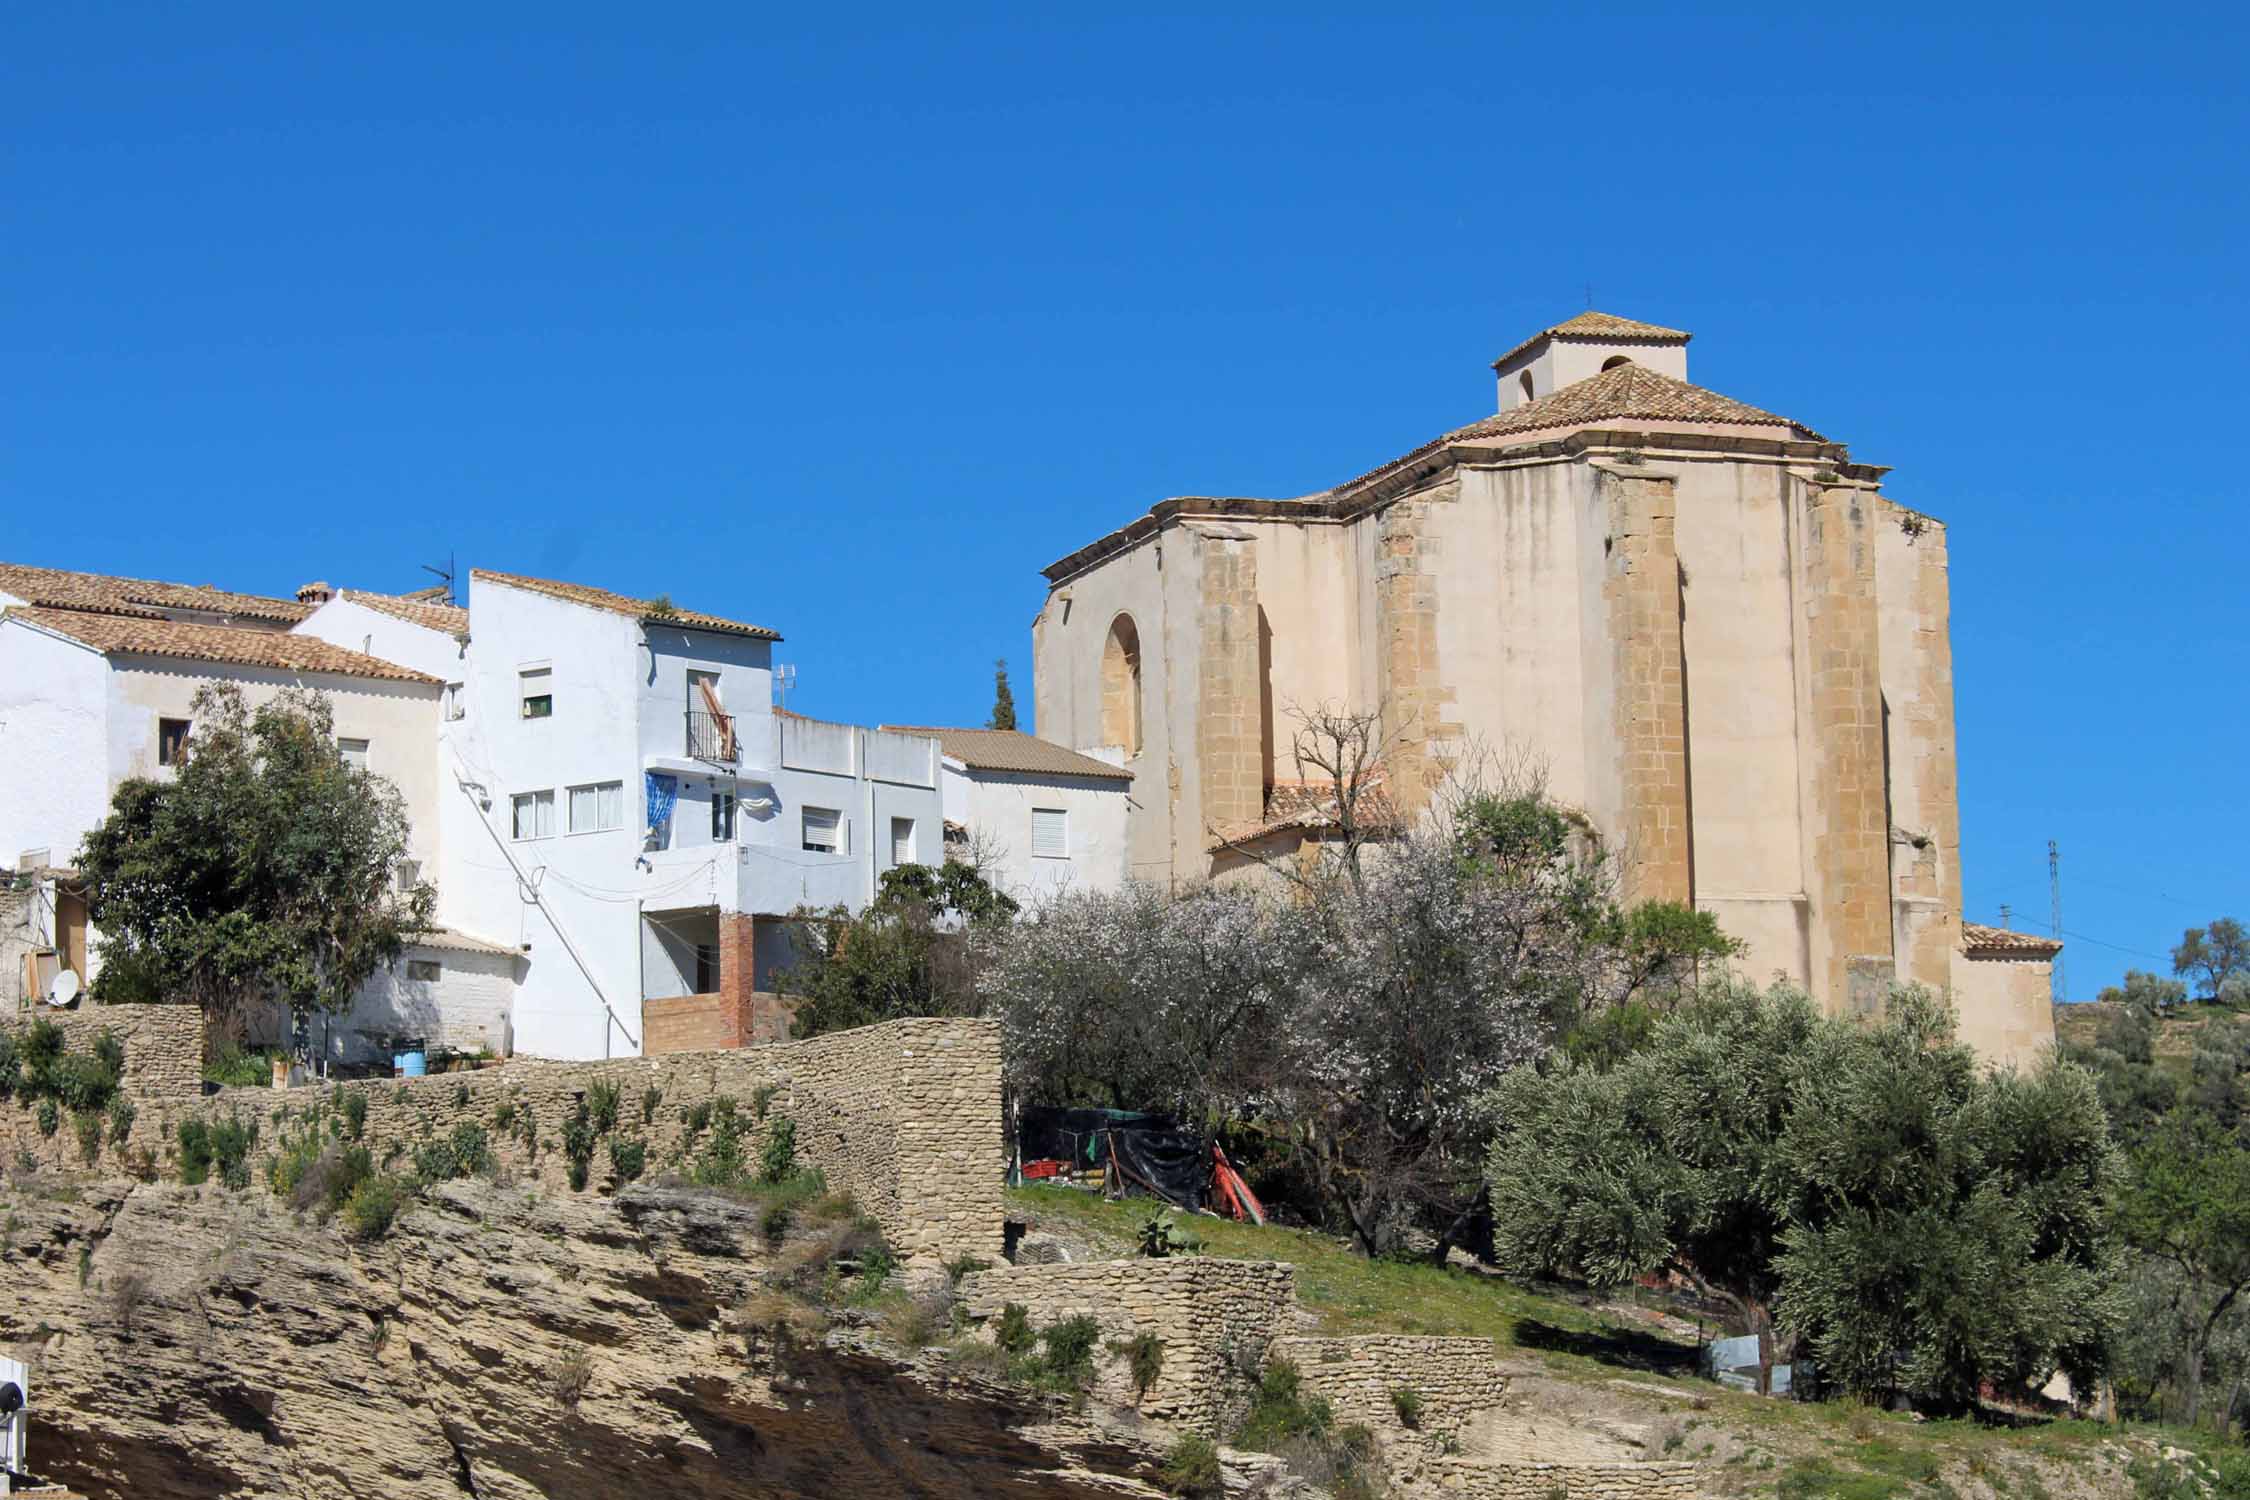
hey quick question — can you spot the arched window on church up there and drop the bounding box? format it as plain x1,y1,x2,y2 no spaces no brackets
1101,614,1143,756
1601,355,1633,371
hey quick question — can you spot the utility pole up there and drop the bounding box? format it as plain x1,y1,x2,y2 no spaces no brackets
2048,839,2067,1004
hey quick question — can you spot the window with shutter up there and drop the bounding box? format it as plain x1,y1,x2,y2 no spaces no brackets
890,817,915,866
338,737,370,771
802,807,844,854
520,667,553,719
1031,808,1067,859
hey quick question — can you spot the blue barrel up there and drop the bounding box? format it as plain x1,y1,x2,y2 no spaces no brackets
395,1048,427,1078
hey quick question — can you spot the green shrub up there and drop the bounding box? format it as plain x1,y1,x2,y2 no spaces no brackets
1778,1460,1910,1500
1158,1433,1223,1498
339,1087,367,1141
344,1173,411,1239
587,1079,621,1136
414,1122,493,1183
178,1118,214,1184
994,1302,1035,1354
492,1098,517,1132
1040,1314,1101,1386
608,1134,647,1184
203,1043,279,1089
0,1031,19,1100
680,1099,714,1137
691,1105,748,1190
561,1100,596,1190
758,1117,798,1185
751,1083,780,1119
452,1081,470,1111
1233,1358,1334,1452
641,1086,661,1126
36,1098,60,1138
1390,1384,1422,1428
106,1096,136,1147
72,1109,103,1163
1116,1331,1165,1400
760,1201,792,1241
209,1114,259,1188
945,1254,992,1285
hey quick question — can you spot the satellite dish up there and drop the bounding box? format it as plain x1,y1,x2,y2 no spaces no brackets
46,970,79,1006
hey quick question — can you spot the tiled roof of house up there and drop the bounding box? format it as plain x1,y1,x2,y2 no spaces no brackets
1208,774,1397,851
1492,310,1693,369
471,569,780,641
8,606,442,684
0,561,310,624
879,726,1133,782
340,588,469,636
1961,922,2064,958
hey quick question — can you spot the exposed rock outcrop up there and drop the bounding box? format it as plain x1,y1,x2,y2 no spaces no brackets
0,1176,1174,1499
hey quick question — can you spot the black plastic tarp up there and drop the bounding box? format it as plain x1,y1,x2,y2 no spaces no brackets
1017,1106,1207,1211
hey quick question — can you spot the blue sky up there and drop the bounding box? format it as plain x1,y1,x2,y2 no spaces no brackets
3,5,2243,997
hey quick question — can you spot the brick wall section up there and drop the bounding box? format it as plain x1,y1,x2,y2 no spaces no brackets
1410,1456,1703,1500
1802,481,1894,1011
0,1015,1003,1264
960,1258,1297,1435
2,1002,205,1100
1195,531,1265,845
1270,1336,1509,1438
1600,465,1692,906
642,993,746,1054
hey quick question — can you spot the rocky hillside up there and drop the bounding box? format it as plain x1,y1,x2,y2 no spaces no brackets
0,1172,1175,1499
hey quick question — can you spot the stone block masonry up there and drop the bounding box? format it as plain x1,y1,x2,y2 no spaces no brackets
960,1258,1298,1435
1413,1456,1703,1500
1,1002,206,1100
1271,1335,1510,1438
0,1013,1004,1265
1599,465,1691,907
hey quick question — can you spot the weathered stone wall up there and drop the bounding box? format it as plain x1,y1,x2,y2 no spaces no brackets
960,1258,1297,1434
1194,527,1265,841
1406,1455,1703,1500
1599,464,1691,905
1271,1335,1509,1438
1,1002,205,1099
0,1015,1003,1264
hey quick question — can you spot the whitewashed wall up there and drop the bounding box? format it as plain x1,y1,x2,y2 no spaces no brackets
0,619,110,868
955,763,1132,903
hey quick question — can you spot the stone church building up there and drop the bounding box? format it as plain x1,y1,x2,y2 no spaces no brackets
1030,312,2055,1066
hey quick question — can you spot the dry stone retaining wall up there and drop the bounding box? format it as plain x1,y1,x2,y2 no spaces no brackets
1409,1456,1702,1500
1272,1335,1510,1438
961,1258,1297,1435
0,1014,1002,1265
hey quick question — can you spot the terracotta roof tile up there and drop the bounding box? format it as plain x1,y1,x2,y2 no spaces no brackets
8,606,442,684
472,569,780,641
339,589,469,636
1453,363,1819,444
879,726,1132,782
1961,922,2064,958
1492,310,1694,369
0,561,310,624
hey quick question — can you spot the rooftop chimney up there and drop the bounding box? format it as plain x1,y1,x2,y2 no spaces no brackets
296,580,334,605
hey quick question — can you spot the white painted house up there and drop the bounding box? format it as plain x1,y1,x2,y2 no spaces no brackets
299,569,947,1060
878,726,1132,902
0,564,484,1057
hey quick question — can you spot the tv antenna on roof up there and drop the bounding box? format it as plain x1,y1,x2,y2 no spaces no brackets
421,553,457,606
774,663,797,713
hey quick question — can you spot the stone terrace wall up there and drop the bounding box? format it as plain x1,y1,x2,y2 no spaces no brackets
0,1016,1003,1265
960,1259,1297,1435
1410,1456,1702,1500
1272,1336,1510,1439
2,1002,205,1100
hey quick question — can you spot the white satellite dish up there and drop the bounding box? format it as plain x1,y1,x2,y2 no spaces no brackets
46,969,79,1006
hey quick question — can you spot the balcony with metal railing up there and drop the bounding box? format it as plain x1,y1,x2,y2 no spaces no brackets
686,708,738,764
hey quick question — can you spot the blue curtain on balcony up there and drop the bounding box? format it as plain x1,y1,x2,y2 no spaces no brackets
644,772,678,847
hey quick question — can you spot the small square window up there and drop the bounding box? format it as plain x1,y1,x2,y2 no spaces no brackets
520,667,553,720
157,717,191,767
1031,807,1068,859
511,789,556,840
712,790,737,842
338,737,370,771
407,959,442,983
396,859,421,894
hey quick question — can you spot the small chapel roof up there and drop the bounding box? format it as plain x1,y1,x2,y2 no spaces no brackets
1491,310,1693,369
1447,362,1821,445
